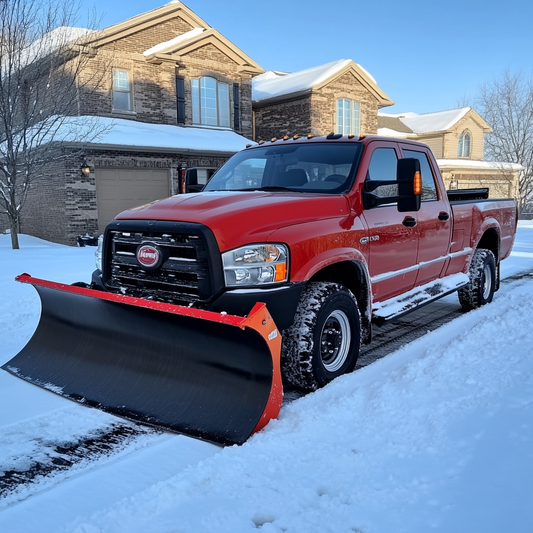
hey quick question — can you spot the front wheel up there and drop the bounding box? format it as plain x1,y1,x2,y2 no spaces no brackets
458,249,496,311
281,282,361,391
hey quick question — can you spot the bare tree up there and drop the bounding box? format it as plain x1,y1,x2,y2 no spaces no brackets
0,0,110,249
475,70,533,213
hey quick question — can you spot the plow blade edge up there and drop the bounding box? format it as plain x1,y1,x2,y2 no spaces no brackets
2,274,283,446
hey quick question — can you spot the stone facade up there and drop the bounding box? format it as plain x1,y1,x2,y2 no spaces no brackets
17,3,263,244
253,63,392,141
21,148,230,245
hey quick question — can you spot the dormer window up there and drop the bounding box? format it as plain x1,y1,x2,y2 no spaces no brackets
192,77,230,127
458,132,471,157
336,99,361,136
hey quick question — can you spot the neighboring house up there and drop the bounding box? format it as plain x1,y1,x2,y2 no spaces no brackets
378,107,522,199
19,2,264,244
252,59,394,140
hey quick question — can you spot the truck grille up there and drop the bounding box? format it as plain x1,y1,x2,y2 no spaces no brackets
103,221,220,305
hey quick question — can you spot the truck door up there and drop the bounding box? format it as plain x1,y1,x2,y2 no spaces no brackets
361,143,419,302
400,147,452,286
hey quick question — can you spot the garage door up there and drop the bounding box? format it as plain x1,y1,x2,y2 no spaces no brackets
96,168,170,231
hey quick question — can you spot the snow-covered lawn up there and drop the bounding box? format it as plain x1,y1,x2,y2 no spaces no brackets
1,225,533,532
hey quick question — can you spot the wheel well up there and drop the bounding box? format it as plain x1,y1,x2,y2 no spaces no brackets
309,261,372,343
477,227,500,260
476,227,501,291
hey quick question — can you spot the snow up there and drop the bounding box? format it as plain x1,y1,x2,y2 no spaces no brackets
1,225,533,532
143,27,204,56
436,158,523,171
379,108,471,134
20,27,94,67
27,115,254,153
252,59,352,103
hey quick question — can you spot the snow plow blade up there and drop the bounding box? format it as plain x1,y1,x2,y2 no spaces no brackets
2,274,283,446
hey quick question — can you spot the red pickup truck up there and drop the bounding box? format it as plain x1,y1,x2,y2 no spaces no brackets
93,135,517,391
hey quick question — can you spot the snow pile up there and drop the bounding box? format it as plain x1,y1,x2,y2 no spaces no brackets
0,225,533,532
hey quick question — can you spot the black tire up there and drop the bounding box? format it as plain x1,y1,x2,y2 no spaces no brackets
281,282,361,391
458,249,496,311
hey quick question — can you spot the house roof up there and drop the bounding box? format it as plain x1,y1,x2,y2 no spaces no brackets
378,107,492,136
252,59,394,107
436,159,522,171
70,116,253,155
78,2,263,74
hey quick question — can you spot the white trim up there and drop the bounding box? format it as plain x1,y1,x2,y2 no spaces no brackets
370,247,472,284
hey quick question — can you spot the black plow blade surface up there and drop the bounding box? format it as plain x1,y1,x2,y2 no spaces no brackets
2,275,283,446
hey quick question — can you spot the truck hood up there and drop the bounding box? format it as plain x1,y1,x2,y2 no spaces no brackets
116,191,350,251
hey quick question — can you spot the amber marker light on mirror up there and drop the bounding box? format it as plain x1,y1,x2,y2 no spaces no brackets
414,171,422,195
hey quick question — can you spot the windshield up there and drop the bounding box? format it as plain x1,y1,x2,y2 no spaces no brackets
204,142,363,194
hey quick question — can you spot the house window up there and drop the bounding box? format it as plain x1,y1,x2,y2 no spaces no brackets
336,99,361,136
192,77,230,127
458,132,471,157
113,69,133,111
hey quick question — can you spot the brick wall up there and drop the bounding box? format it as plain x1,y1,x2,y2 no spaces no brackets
253,70,380,140
20,148,230,245
77,20,255,136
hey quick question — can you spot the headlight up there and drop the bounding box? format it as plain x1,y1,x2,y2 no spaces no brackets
222,244,288,287
95,234,104,271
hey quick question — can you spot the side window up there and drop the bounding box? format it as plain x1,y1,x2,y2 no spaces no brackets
367,147,398,199
402,149,438,201
113,69,133,111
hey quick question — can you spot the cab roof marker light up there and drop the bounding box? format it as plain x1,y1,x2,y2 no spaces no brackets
293,134,299,140
283,135,289,141
258,140,265,145
245,144,252,148
348,134,355,139
271,137,277,142
307,134,314,139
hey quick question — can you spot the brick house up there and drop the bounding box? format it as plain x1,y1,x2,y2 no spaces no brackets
19,2,264,244
378,107,522,199
252,59,394,140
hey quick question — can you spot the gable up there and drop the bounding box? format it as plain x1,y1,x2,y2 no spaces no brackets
143,29,263,74
81,3,211,49
253,59,393,107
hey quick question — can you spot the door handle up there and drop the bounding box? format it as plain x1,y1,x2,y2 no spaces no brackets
402,216,417,227
438,211,450,221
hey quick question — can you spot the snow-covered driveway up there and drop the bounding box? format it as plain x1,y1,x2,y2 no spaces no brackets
1,224,532,532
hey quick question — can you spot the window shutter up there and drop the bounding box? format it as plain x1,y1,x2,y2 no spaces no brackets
176,76,185,124
233,83,240,130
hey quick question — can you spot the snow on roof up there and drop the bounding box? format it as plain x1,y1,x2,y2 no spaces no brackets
436,159,523,171
21,26,94,66
378,108,471,134
252,59,352,102
143,27,204,56
377,127,412,139
78,116,252,153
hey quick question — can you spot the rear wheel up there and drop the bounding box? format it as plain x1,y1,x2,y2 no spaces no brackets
458,249,496,311
281,282,361,391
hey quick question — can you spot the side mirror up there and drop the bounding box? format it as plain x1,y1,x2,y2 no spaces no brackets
397,158,421,212
179,168,217,193
180,168,204,194
363,158,421,212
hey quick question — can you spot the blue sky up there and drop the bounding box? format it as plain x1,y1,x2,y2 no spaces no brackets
78,0,533,114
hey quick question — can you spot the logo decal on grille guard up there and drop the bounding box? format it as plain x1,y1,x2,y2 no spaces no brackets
136,244,163,269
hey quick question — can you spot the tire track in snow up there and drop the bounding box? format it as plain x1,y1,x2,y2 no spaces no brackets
0,422,160,505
